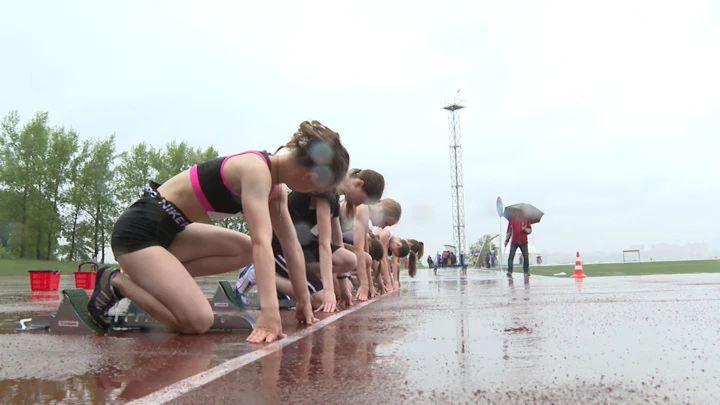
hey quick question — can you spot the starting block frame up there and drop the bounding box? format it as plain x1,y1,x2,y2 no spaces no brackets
210,280,296,311
17,287,257,334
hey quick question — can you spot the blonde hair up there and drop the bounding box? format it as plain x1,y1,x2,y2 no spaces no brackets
378,198,402,224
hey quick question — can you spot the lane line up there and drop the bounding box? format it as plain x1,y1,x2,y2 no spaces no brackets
127,294,390,405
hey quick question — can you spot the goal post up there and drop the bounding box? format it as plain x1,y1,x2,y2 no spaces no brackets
622,249,641,263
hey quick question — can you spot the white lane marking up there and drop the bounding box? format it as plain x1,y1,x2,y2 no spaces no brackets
127,294,389,405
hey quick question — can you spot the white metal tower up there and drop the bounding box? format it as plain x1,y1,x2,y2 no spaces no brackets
442,94,467,256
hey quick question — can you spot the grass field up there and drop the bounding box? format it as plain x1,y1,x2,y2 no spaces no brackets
0,259,239,277
1,258,719,278
0,259,103,276
497,259,720,277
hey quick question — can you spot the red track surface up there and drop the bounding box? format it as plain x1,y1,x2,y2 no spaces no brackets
1,270,720,404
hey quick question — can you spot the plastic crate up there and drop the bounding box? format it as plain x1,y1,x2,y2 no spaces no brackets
74,271,97,289
74,261,98,289
28,270,62,291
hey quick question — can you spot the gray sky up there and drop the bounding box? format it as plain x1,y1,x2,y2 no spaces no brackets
2,0,719,261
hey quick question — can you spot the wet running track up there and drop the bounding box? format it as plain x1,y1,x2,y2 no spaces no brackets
1,268,719,404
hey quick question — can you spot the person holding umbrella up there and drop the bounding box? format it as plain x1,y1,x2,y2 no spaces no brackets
503,203,544,278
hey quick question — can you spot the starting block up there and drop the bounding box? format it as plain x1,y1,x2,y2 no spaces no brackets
16,289,106,333
17,288,256,334
210,281,296,311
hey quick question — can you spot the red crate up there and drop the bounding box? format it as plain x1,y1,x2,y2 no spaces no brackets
74,271,97,289
74,261,98,289
28,270,62,291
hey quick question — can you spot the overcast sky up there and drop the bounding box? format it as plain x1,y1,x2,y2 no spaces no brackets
2,0,719,261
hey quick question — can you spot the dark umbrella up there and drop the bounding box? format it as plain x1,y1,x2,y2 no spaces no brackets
503,203,544,224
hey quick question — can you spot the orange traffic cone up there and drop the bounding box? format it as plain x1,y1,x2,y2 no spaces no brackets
571,252,587,278
575,278,584,293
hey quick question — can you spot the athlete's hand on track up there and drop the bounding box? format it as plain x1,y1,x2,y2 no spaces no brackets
315,291,338,313
247,312,286,343
355,285,369,302
296,301,319,325
339,284,355,308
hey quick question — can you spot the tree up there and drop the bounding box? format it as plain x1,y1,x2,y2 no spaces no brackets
0,111,51,258
79,135,117,262
114,142,157,207
39,127,78,259
217,217,248,234
63,140,92,262
1,110,251,263
149,140,200,183
0,188,22,251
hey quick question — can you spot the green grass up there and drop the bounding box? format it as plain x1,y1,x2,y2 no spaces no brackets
2,258,719,277
519,259,720,277
0,258,97,276
0,258,233,276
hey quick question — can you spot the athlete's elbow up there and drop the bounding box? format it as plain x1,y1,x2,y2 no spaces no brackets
280,239,303,257
251,237,273,254
319,239,332,251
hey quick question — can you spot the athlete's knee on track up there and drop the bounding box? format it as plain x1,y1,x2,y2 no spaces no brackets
333,249,357,273
175,306,214,334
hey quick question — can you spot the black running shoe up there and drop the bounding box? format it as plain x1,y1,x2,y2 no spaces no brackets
87,266,121,329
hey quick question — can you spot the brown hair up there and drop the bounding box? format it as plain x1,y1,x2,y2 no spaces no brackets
275,120,350,187
390,238,410,258
342,168,385,221
347,168,385,202
406,239,425,260
402,238,421,278
390,237,418,278
369,237,384,262
408,252,417,278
